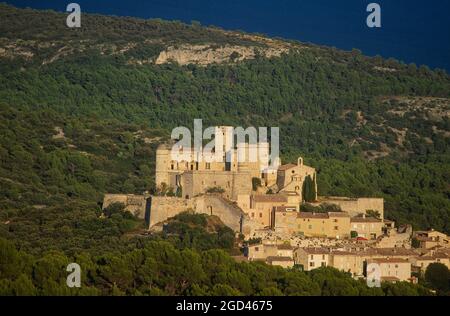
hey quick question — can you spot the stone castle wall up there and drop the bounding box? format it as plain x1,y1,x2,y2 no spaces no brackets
148,196,196,227
103,194,148,219
181,170,252,201
313,197,384,219
149,194,264,236
103,193,264,237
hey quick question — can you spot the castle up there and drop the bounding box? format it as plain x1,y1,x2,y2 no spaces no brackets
103,126,384,238
102,126,449,282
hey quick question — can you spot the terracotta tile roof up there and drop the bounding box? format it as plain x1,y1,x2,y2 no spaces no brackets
299,247,331,254
277,164,297,171
298,212,329,219
297,212,349,219
364,248,418,257
369,258,410,264
331,251,358,256
277,244,294,250
417,253,449,260
328,212,350,218
274,206,297,212
253,194,288,203
415,256,436,261
266,256,294,263
351,217,382,223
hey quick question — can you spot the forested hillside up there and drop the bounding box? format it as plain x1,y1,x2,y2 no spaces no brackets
0,4,449,295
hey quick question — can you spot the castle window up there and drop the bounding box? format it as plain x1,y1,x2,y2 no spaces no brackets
206,163,211,170
251,212,255,218
334,226,339,230
171,164,174,170
255,247,259,252
259,213,262,218
190,165,193,170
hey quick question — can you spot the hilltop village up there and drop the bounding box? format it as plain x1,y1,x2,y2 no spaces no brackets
103,126,450,284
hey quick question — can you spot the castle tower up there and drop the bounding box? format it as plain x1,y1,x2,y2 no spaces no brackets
155,143,170,186
215,126,234,163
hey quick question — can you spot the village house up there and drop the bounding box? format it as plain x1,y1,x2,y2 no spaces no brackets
294,248,330,271
414,230,449,249
245,242,294,262
296,212,351,239
294,246,418,281
366,258,412,283
410,248,450,272
246,243,278,261
350,215,384,240
238,194,299,228
330,250,364,277
266,256,295,268
277,243,295,258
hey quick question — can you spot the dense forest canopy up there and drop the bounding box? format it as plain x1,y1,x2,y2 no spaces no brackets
0,4,449,296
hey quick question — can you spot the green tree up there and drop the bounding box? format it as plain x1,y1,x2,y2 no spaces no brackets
425,263,450,293
302,175,317,202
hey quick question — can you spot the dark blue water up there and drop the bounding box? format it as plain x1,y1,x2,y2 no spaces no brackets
5,0,450,72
